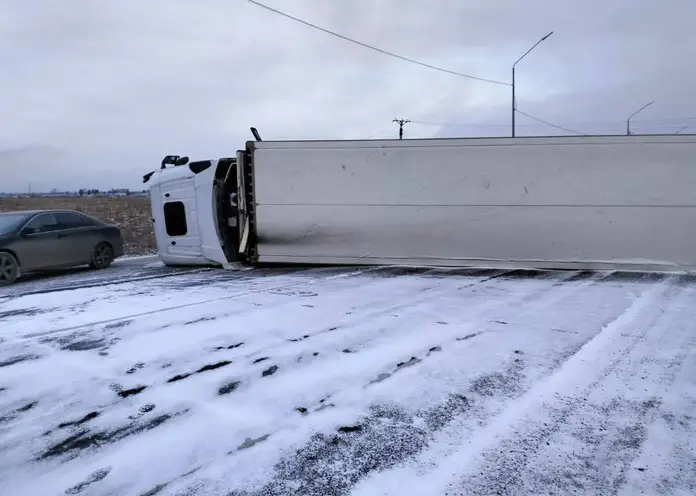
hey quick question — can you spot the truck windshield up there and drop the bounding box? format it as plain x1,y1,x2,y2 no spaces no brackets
0,213,28,234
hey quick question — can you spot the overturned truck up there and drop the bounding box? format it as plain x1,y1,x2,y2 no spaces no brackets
143,133,696,272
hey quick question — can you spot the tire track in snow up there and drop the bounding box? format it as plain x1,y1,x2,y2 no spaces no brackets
319,269,613,386
272,270,629,495
346,274,689,496
3,269,499,426
115,269,513,390
2,267,487,435
3,268,212,300
231,269,512,359
5,268,692,496
497,280,696,496
285,269,579,348
176,271,620,495
35,268,468,390
100,270,510,417
424,275,689,496
352,271,650,477
108,271,572,494
17,268,388,360
610,277,696,495
16,266,387,341
25,268,393,357
484,305,694,496
201,270,573,400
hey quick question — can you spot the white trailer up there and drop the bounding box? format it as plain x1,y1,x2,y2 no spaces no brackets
143,134,696,272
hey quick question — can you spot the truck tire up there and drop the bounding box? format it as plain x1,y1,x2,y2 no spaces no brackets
0,251,19,286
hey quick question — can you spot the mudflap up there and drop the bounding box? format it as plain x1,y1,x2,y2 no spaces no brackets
221,261,250,270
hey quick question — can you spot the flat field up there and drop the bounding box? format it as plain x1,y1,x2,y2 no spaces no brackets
0,196,155,255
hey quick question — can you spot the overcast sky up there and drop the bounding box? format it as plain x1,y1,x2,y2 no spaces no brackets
2,0,695,192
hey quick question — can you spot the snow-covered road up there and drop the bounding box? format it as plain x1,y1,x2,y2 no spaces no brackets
1,256,207,299
0,263,694,495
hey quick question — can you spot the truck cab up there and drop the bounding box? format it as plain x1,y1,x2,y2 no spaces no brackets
143,156,239,268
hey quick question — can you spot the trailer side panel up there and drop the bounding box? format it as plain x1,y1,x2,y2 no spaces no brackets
249,136,696,270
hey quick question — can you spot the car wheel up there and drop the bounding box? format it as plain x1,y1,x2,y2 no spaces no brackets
90,242,114,270
0,252,19,286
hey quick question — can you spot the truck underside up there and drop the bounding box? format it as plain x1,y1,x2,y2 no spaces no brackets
212,157,240,265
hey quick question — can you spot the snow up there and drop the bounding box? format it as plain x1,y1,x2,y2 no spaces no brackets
0,263,694,496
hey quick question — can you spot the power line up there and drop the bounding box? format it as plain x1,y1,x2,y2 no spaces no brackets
633,116,696,124
410,120,534,129
245,0,510,86
362,126,392,139
411,119,592,131
410,120,618,132
412,116,696,128
514,110,586,135
412,120,581,129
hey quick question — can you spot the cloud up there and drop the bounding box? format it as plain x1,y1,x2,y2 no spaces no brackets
1,0,694,191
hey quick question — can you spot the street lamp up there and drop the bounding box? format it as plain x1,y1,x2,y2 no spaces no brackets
626,101,654,136
512,31,554,138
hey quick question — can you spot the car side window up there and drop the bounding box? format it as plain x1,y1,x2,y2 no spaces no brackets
24,213,61,233
56,212,95,229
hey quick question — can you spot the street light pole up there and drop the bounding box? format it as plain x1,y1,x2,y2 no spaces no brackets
512,31,554,138
626,101,654,136
512,65,516,138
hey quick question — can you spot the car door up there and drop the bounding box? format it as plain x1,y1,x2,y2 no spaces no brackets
55,212,101,264
16,213,73,270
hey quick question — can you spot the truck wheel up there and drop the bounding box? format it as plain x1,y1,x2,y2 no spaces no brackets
0,252,19,286
90,242,114,270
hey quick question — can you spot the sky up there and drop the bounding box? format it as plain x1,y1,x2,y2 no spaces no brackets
1,0,695,192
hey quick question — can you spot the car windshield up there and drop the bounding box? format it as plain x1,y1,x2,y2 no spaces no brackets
0,213,28,234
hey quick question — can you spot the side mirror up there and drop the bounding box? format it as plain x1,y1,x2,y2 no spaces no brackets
143,171,155,184
20,228,35,237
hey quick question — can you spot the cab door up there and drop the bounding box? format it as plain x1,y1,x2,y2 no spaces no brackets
159,178,203,259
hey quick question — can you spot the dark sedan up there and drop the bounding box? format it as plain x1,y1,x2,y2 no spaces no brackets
0,209,124,286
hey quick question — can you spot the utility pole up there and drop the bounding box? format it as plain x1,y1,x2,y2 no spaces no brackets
393,118,410,140
512,31,554,137
626,101,654,136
